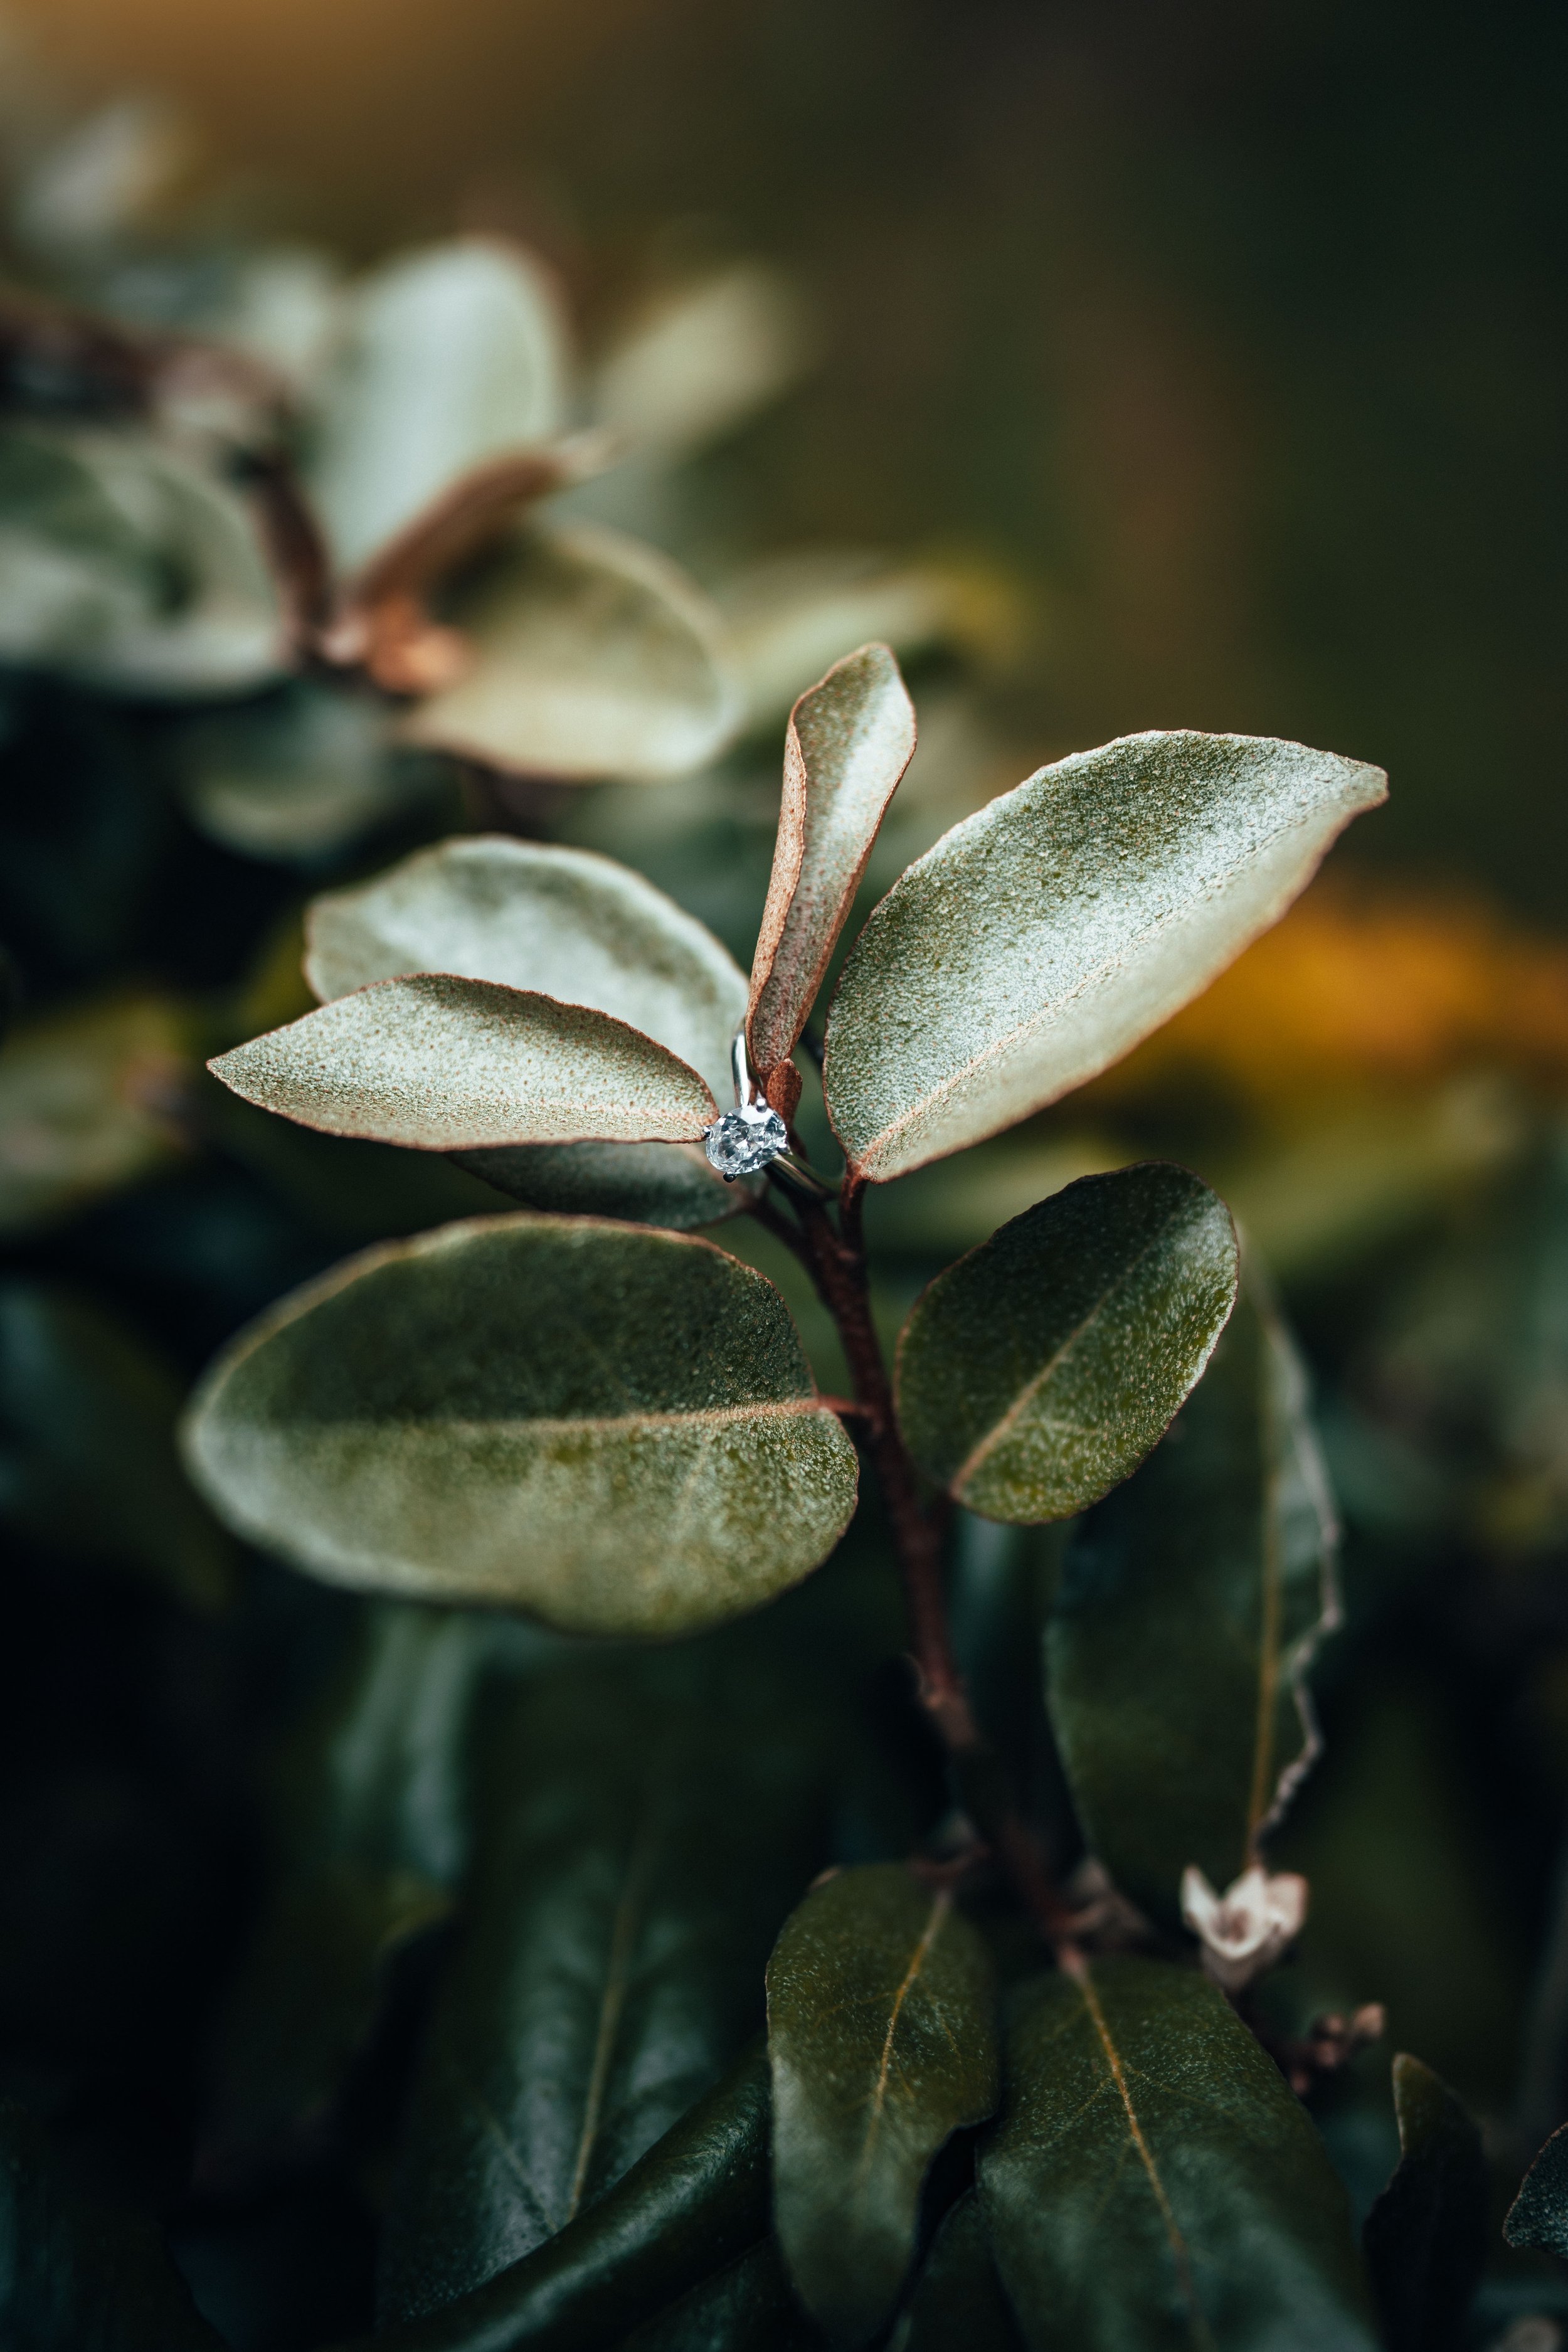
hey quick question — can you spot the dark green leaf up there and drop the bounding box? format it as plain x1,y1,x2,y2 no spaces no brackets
379,1652,832,2321
402,521,739,782
213,1601,520,2141
0,1281,235,1609
891,2191,1025,2352
0,2098,223,2350
1506,2120,1568,2260
1047,1276,1338,1928
619,2238,823,2352
978,1957,1378,2349
823,731,1387,1182
181,1214,859,1634
895,1165,1238,1523
767,1863,999,2344
746,644,916,1108
208,975,716,1152
1362,2054,1487,2352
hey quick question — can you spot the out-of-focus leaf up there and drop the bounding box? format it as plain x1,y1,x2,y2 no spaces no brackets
1507,2122,1568,2260
594,264,812,461
305,237,569,576
0,421,285,696
0,1280,234,1609
401,520,739,782
305,835,747,1099
978,1958,1378,2349
330,2045,780,2351
379,1651,831,2319
306,834,750,1223
1363,2054,1487,2352
214,1602,502,2141
891,2191,1025,2352
181,1214,859,1634
1047,1277,1338,1931
824,731,1387,1182
718,551,1017,731
0,991,193,1233
14,93,196,263
0,2097,225,2351
746,645,915,1113
208,975,716,1150
766,1864,998,2344
173,679,445,861
896,1165,1237,1523
454,1138,751,1231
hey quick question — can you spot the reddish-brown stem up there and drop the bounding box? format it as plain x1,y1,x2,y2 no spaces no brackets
784,1173,1081,1957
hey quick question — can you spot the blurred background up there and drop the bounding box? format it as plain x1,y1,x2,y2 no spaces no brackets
1,3,1565,2344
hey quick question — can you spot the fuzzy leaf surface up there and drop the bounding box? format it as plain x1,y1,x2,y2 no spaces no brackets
978,1958,1377,2350
306,237,569,575
208,975,715,1152
454,1139,752,1232
823,731,1387,1181
379,1655,830,2321
767,1863,999,2344
0,2099,223,2350
896,1164,1238,1523
181,1214,858,1633
305,835,746,1099
1047,1278,1338,1927
747,645,916,1102
1505,2120,1568,2259
1362,2055,1487,2352
402,520,738,781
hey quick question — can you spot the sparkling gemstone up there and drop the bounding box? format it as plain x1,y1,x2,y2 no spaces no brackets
704,1102,788,1179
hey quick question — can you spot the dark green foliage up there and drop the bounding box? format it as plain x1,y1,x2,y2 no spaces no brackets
978,1959,1379,2349
891,2193,1024,2352
1362,2055,1487,2352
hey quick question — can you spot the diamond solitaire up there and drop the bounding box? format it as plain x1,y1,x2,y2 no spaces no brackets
704,1101,787,1179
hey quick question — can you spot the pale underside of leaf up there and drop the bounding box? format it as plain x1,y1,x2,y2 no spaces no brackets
824,731,1388,1182
747,643,916,1107
304,834,747,1101
208,973,716,1151
400,519,741,782
181,1214,859,1634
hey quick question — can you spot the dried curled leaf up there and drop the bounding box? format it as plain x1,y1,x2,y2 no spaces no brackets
208,975,716,1152
747,644,915,1116
896,1163,1239,1523
305,236,570,576
181,1214,859,1635
824,731,1388,1182
401,520,740,782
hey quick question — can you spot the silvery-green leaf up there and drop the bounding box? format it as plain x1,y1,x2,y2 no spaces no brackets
456,1138,753,1231
180,1213,859,1633
767,1864,999,2344
0,991,193,1234
401,519,740,781
0,1281,235,1611
0,421,285,697
173,679,443,861
305,834,747,1098
896,1165,1239,1523
208,974,715,1151
824,731,1388,1182
979,1958,1377,2349
1506,2120,1568,2260
593,264,812,460
305,236,570,575
718,551,980,731
747,645,916,1102
1047,1276,1339,1929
